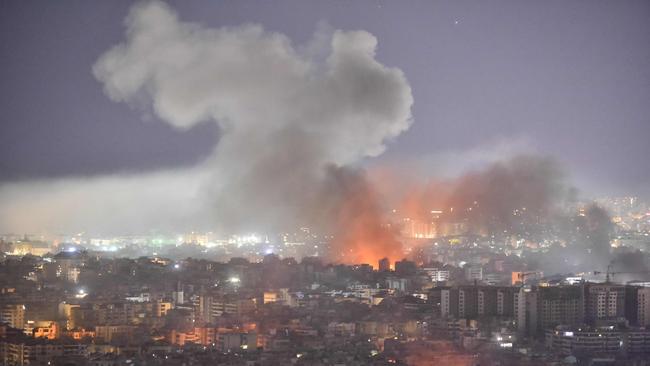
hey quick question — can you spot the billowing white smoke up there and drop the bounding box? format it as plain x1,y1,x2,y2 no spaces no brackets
0,1,413,239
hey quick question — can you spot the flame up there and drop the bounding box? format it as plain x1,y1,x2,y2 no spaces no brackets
325,166,404,265
326,156,565,265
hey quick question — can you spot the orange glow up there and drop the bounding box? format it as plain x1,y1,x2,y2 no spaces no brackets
33,322,59,340
327,167,404,265
367,156,563,242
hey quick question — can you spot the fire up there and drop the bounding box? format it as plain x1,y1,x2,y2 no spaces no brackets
325,166,404,265
332,195,404,265
325,156,565,265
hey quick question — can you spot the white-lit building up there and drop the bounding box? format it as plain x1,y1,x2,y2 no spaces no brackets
423,267,450,282
465,266,483,282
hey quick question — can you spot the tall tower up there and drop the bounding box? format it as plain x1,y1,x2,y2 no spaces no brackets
378,257,390,272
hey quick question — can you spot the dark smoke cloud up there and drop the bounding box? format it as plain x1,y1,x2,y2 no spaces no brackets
0,2,620,273
319,166,403,264
374,154,620,276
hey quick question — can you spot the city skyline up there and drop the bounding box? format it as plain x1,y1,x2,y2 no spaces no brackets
2,2,650,364
1,1,649,240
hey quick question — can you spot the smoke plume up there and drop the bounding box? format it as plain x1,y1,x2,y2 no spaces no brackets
0,2,615,270
0,1,412,264
381,156,619,275
381,155,573,239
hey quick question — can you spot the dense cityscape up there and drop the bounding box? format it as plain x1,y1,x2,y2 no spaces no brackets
1,196,650,365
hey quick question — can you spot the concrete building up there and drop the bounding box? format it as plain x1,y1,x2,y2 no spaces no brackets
538,286,585,331
625,286,650,327
516,285,585,338
515,287,538,338
386,278,408,292
0,335,87,365
0,304,25,330
422,267,450,282
94,325,137,343
217,332,257,352
199,294,255,322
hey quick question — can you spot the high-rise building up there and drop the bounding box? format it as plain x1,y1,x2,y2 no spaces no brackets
0,335,88,365
465,266,483,282
395,259,417,276
422,267,450,282
516,285,584,338
172,281,184,305
378,258,390,272
546,326,650,356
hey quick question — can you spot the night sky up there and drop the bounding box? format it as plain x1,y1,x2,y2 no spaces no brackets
1,0,649,197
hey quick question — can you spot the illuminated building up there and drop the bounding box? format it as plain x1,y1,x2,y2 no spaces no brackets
263,289,291,306
94,325,137,343
441,286,517,319
0,304,25,329
0,336,87,365
386,278,408,292
546,326,650,356
183,232,209,245
625,286,650,327
394,259,417,276
169,328,200,346
217,332,257,352
32,321,59,340
378,257,390,272
539,286,584,331
52,251,85,283
154,301,173,317
172,281,184,305
516,285,585,337
263,292,278,304
10,241,50,257
585,283,626,326
464,266,483,281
